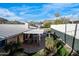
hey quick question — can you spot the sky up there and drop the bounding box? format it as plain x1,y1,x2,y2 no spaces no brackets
0,3,79,22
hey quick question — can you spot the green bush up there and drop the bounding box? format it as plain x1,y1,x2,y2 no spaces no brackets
45,37,56,52
33,37,57,56
54,39,69,56
57,47,69,56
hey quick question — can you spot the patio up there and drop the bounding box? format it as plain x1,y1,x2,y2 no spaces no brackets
22,28,46,53
22,38,45,53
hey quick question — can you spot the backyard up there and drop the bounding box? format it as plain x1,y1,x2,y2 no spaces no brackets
33,36,69,56
1,31,70,56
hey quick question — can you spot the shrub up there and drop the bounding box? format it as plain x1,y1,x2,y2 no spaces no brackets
45,37,56,52
57,47,69,56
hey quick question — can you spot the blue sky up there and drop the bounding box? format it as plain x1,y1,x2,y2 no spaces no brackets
0,3,79,22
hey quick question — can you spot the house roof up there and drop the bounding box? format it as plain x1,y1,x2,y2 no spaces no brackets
0,24,28,40
23,28,45,34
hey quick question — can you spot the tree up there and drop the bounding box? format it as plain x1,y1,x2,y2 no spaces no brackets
43,21,52,28
54,12,61,17
53,19,64,24
54,12,63,24
53,16,70,24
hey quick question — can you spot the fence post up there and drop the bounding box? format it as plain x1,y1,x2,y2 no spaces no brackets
64,16,67,43
69,24,77,55
64,23,67,43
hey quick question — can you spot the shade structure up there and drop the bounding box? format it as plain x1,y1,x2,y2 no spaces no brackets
23,28,45,34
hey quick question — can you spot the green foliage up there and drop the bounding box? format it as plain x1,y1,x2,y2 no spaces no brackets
56,40,65,48
55,40,69,56
54,19,64,24
33,37,57,56
45,37,56,52
47,28,52,32
33,37,69,56
57,47,69,56
43,21,52,28
54,12,70,24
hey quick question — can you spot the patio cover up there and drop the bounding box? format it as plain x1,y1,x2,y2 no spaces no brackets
23,28,45,34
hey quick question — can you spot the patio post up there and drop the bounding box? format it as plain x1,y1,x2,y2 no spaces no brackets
39,34,41,46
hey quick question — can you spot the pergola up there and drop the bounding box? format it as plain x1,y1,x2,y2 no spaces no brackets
23,28,46,46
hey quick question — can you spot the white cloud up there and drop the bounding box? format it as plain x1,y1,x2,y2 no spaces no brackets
8,4,70,21
0,8,22,21
0,3,79,22
0,8,15,17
